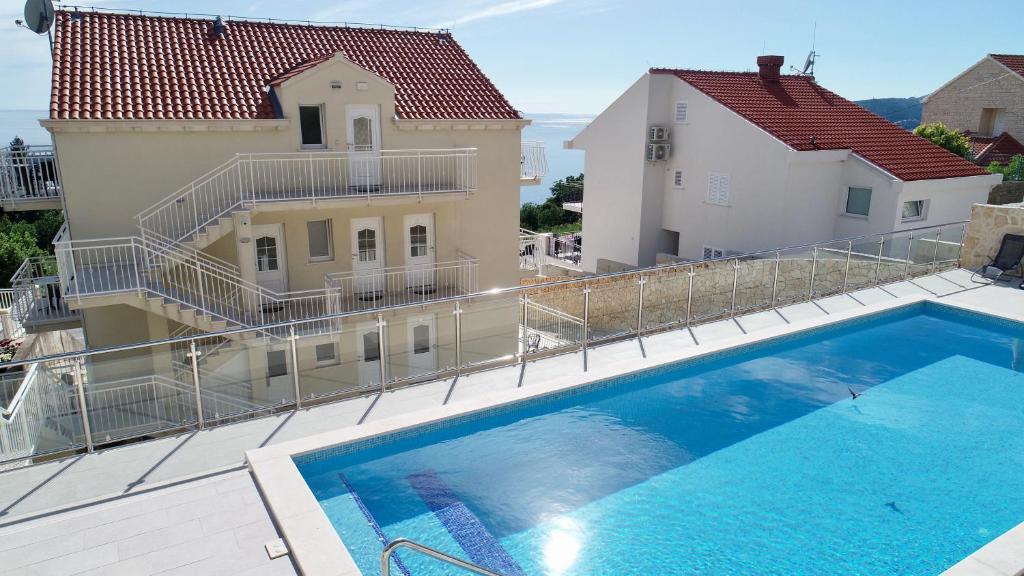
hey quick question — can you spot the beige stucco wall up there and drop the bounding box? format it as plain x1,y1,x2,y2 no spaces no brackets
922,57,1024,141
961,203,1024,270
45,52,524,351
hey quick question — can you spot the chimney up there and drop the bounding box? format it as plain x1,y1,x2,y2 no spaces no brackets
212,16,228,39
757,55,784,83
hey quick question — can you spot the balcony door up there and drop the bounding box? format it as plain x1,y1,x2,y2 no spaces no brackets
406,314,437,377
253,224,288,294
346,105,381,189
404,213,435,293
351,217,384,296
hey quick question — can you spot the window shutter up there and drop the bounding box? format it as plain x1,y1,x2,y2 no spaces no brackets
707,173,730,205
674,101,688,123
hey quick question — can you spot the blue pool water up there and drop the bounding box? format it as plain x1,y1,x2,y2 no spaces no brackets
297,303,1024,575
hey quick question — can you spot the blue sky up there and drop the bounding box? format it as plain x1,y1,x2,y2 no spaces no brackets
1,0,1022,114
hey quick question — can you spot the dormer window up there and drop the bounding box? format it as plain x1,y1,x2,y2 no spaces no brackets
299,104,326,148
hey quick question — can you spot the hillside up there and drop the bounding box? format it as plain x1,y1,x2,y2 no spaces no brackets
854,97,923,130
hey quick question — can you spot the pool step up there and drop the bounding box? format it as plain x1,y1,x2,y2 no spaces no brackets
338,474,412,576
408,469,525,576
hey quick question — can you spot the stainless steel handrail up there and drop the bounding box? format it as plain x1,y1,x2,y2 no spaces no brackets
381,538,503,576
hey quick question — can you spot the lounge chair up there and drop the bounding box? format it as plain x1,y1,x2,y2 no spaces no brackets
976,233,1024,287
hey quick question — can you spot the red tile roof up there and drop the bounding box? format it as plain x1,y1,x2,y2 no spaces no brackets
651,68,989,181
990,54,1024,78
50,10,521,121
968,132,1024,166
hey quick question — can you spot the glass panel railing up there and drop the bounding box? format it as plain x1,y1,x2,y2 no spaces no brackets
522,284,584,358
587,277,639,344
83,345,197,445
640,267,691,332
935,224,966,272
298,311,380,400
733,255,776,315
847,237,884,292
193,333,287,424
774,248,816,306
877,233,911,285
809,241,852,299
459,292,521,369
0,357,84,469
384,307,456,385
689,262,735,323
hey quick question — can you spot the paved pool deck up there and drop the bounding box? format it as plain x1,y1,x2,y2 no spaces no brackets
0,268,1021,575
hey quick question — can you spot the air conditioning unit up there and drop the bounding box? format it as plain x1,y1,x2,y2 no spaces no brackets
648,125,669,142
646,143,671,162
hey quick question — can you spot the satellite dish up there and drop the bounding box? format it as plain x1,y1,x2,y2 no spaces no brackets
23,0,55,35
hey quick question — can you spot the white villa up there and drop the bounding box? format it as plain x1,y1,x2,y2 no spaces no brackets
568,55,1002,273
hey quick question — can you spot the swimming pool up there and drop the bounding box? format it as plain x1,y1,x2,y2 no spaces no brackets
296,302,1024,575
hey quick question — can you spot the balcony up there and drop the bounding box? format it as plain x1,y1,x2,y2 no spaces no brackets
520,229,583,273
9,256,81,333
0,144,62,211
520,141,547,185
325,254,479,312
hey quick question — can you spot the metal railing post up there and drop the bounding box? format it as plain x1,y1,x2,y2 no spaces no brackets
730,259,739,315
842,241,853,293
686,266,694,326
377,313,387,392
903,231,914,279
808,247,818,299
454,302,463,373
874,237,885,283
582,284,590,372
956,223,967,267
189,339,205,429
931,228,942,271
521,294,529,363
75,358,94,452
771,252,780,308
289,325,302,409
636,275,646,336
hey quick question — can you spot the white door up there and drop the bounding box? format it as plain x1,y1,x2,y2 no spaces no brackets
404,214,435,292
253,224,287,294
351,217,385,296
346,105,381,189
356,321,382,387
406,314,437,376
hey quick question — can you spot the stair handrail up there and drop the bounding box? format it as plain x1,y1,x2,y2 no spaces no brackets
381,538,503,576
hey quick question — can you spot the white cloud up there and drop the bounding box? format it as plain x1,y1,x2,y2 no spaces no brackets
431,0,565,29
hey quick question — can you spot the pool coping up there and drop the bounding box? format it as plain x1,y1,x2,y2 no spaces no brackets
244,291,1020,576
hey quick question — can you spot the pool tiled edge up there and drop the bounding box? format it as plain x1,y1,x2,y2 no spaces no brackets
246,286,1024,576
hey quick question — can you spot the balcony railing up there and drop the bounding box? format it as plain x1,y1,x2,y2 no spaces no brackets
520,141,547,183
325,253,479,312
0,145,61,205
1,221,966,466
9,256,80,331
138,149,478,246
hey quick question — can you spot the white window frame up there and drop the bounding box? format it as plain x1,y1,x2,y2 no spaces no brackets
706,172,730,206
314,342,338,367
901,199,928,222
299,104,326,149
674,101,688,123
702,245,725,260
672,169,684,189
306,219,334,262
843,186,872,218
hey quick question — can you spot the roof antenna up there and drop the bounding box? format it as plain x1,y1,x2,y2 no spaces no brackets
791,21,818,77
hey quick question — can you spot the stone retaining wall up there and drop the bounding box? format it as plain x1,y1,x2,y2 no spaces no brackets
962,203,1024,270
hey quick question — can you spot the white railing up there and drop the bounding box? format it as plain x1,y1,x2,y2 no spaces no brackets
0,144,61,204
520,141,547,181
9,256,79,329
325,255,479,312
522,298,584,350
0,362,80,468
548,231,583,269
137,149,478,246
520,229,544,271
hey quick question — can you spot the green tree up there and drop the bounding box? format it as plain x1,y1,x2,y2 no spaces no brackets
520,173,584,233
987,154,1024,182
0,226,47,288
913,123,972,159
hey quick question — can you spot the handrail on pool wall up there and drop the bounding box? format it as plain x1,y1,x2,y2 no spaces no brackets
381,538,503,576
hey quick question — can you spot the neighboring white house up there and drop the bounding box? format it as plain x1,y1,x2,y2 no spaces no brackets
568,55,1002,273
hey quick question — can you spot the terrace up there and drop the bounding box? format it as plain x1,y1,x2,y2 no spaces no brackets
1,207,1023,575
0,144,62,211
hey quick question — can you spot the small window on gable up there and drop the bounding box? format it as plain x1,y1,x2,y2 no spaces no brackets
299,105,325,148
845,187,872,217
702,246,725,260
707,172,730,205
674,101,688,123
672,169,684,189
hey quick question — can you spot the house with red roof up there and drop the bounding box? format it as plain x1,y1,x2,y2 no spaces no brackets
922,54,1024,166
568,56,1001,272
18,9,543,395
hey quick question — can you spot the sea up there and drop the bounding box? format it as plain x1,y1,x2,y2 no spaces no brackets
0,109,589,205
